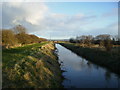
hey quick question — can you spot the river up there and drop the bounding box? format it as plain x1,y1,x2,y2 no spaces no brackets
55,44,120,88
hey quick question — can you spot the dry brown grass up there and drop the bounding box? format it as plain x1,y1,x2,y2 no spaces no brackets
3,42,63,88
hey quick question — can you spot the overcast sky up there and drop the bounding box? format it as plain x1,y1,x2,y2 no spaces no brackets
1,1,118,39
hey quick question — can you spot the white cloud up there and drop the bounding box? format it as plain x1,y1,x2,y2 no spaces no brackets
2,2,48,27
0,2,2,29
84,22,118,36
1,2,118,39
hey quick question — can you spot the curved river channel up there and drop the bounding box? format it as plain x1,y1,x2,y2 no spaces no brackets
55,44,120,88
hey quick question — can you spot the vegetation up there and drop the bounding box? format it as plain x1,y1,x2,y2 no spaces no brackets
2,24,120,88
2,29,18,46
3,42,63,88
2,25,63,88
2,25,47,48
69,34,119,52
59,42,120,75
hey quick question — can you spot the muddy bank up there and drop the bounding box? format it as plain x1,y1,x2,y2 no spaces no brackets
2,42,63,88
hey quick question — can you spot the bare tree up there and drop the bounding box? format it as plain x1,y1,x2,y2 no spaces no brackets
95,34,112,51
76,35,93,46
13,25,29,45
13,25,26,34
104,39,113,51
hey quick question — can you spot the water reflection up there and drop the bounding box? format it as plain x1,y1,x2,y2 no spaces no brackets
105,71,111,82
56,44,120,88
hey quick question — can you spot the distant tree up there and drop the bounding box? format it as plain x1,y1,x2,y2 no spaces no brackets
104,39,113,51
69,38,76,43
95,34,112,51
99,40,104,47
76,35,93,46
84,35,93,46
2,25,47,47
76,35,86,44
76,36,80,43
13,25,30,45
13,25,26,34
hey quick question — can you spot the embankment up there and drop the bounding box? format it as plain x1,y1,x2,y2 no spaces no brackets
59,43,120,75
2,42,63,88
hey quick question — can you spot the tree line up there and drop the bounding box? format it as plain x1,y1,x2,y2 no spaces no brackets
1,25,47,48
69,34,120,51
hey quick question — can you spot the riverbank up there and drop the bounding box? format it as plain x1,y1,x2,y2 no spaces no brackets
2,42,63,88
59,43,120,75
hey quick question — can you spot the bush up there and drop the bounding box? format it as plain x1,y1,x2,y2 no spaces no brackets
2,30,18,46
69,38,76,43
104,39,113,51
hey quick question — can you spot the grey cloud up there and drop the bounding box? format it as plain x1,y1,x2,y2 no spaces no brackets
85,22,118,36
1,2,117,39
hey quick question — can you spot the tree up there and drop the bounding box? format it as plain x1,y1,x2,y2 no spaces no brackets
76,35,93,46
104,39,113,51
77,35,86,44
14,25,30,45
95,34,112,51
2,25,47,47
84,35,93,46
69,38,76,43
13,25,26,34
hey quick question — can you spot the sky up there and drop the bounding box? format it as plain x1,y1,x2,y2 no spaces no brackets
0,1,118,39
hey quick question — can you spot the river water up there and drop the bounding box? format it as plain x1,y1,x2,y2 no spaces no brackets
55,44,120,88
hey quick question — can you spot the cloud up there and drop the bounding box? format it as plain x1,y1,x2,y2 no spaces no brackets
102,8,118,17
2,2,48,28
2,2,97,29
1,2,118,39
0,3,2,29
84,22,118,36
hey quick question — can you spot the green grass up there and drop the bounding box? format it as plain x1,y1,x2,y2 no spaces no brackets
3,42,46,68
59,42,120,75
2,42,63,88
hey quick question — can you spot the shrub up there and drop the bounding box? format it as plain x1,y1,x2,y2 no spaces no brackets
104,39,113,51
2,30,18,46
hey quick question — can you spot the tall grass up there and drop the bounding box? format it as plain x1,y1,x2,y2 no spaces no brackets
3,42,63,88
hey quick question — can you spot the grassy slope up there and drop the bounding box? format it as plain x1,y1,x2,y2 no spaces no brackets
2,42,63,88
59,42,120,75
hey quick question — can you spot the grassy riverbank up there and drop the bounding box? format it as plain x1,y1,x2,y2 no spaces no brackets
59,42,120,75
3,41,63,88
